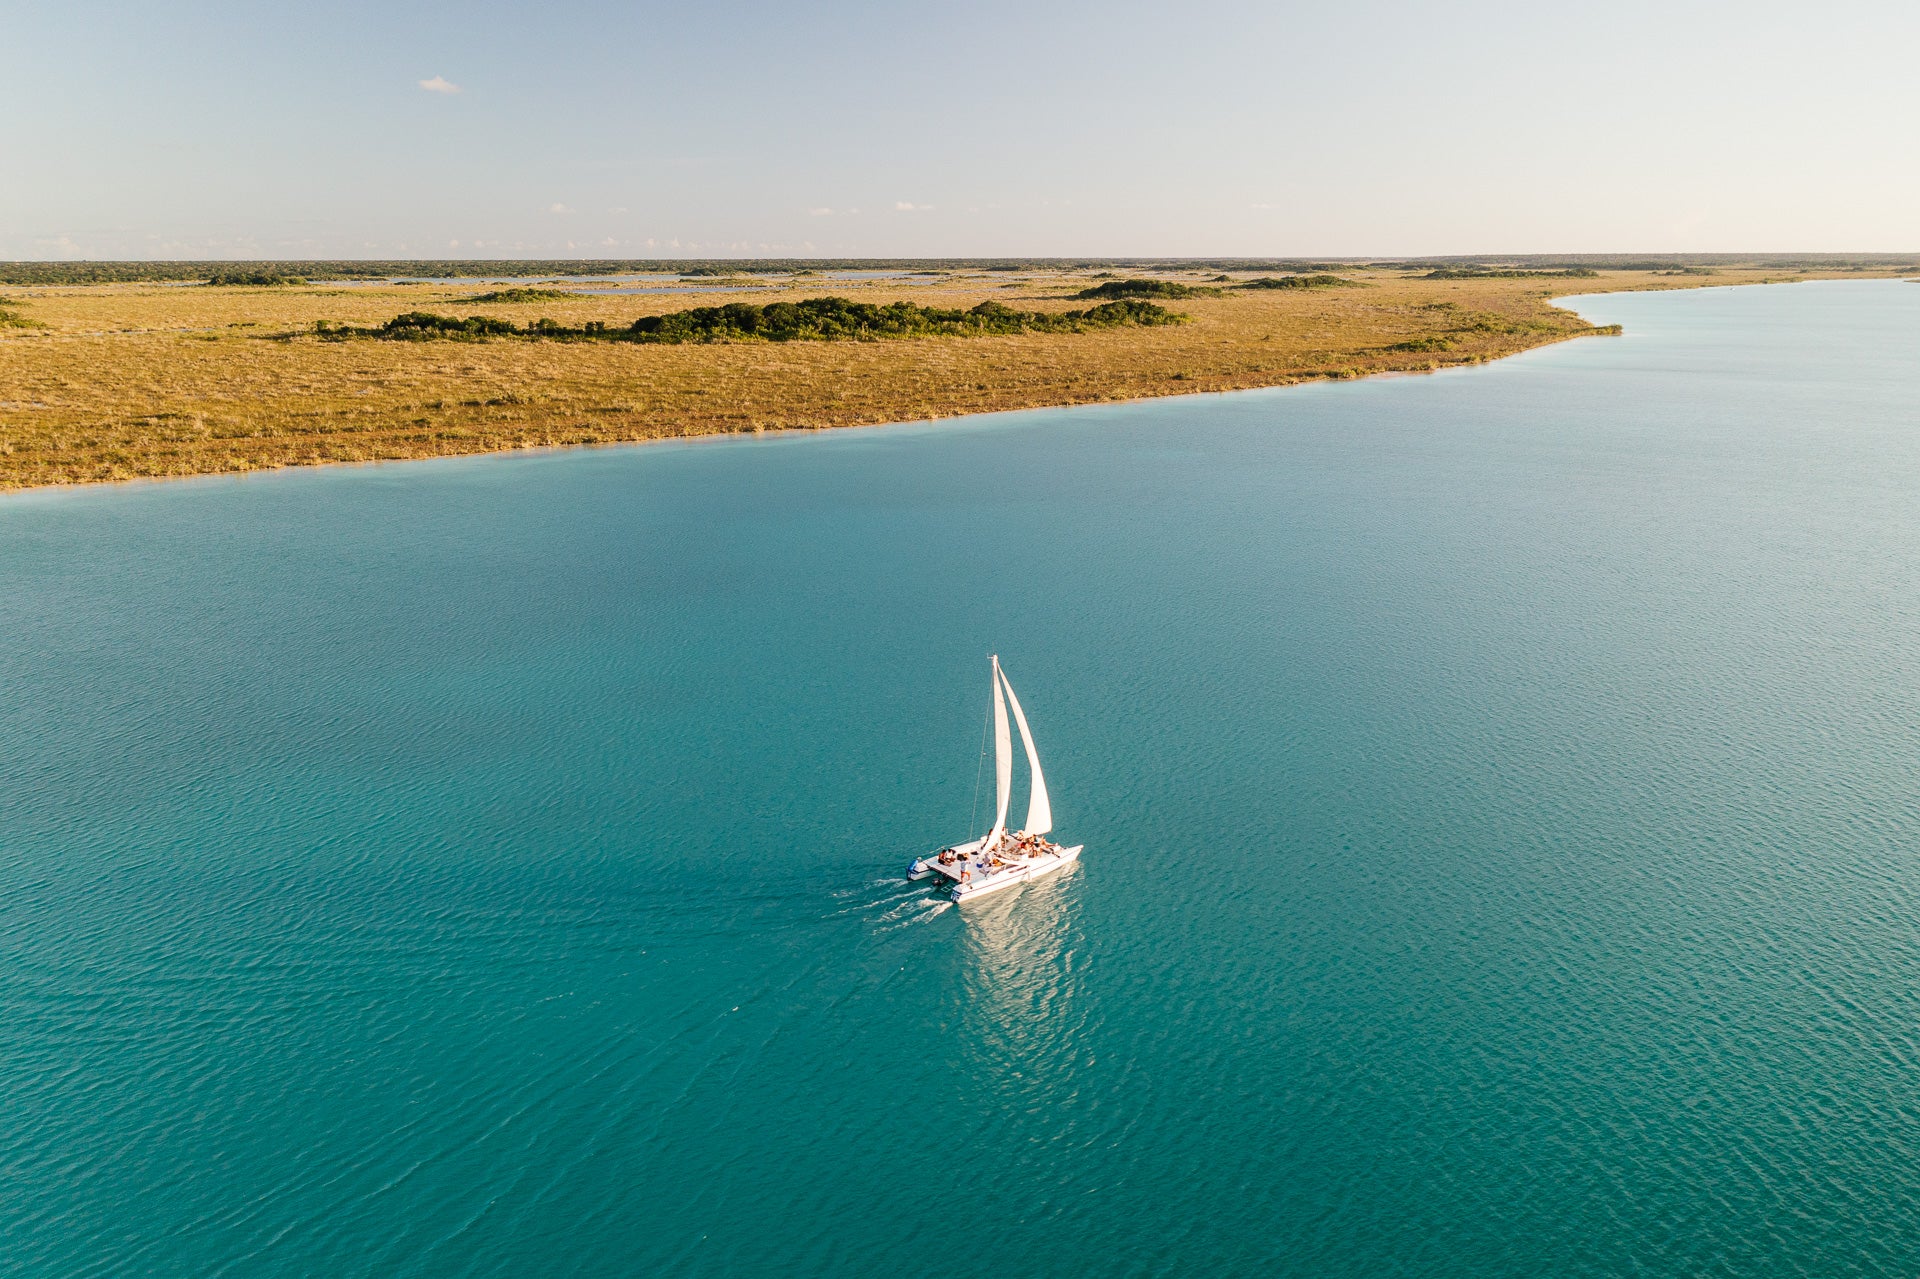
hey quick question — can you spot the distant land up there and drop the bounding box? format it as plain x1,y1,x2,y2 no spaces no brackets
3,253,1916,287
1,255,1913,490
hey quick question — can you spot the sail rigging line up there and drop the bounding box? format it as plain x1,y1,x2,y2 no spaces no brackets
985,656,1013,852
968,689,991,838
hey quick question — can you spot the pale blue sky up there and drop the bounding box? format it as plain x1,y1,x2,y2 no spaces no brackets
5,0,1916,259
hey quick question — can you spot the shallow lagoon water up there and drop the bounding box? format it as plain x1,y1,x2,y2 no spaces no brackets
5,281,1920,1277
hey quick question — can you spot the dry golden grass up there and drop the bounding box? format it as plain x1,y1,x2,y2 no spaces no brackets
0,267,1893,490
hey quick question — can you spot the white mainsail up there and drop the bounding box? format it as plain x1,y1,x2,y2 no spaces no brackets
985,656,1013,849
997,663,1052,837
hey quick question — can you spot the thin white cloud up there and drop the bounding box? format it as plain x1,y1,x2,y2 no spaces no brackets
808,207,835,217
894,201,932,212
549,202,572,214
419,75,461,95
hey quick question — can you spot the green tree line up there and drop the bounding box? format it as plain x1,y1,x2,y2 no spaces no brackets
315,296,1184,344
1238,275,1363,290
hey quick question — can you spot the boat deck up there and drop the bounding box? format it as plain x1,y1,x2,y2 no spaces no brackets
914,837,1083,902
920,838,991,884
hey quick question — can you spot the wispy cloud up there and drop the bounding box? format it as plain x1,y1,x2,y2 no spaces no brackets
894,201,932,212
808,207,835,217
419,75,461,95
548,202,572,214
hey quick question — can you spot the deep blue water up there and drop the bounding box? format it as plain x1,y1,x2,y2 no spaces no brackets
6,280,1920,1277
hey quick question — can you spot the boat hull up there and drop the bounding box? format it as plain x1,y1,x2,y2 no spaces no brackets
950,844,1082,904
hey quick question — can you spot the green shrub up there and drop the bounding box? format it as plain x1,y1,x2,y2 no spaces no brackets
1073,279,1221,300
0,295,42,328
460,288,575,302
1239,275,1362,290
1423,268,1597,280
204,271,306,286
317,296,1185,344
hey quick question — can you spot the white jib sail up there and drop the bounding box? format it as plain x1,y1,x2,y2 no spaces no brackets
997,664,1052,837
986,656,1013,850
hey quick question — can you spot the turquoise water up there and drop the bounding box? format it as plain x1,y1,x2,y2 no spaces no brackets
6,280,1920,1277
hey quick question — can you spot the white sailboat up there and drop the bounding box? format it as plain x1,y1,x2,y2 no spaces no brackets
907,655,1083,903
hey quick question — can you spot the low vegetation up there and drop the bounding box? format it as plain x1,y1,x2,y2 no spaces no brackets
1387,305,1628,353
5,255,1917,287
1239,275,1362,290
1073,279,1222,300
1425,267,1598,280
204,270,307,286
460,288,577,303
319,296,1183,344
1,259,1898,490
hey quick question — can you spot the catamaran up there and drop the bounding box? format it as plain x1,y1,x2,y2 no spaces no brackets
907,655,1083,903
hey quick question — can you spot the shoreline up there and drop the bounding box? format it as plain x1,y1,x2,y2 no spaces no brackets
0,320,1615,503
0,269,1901,495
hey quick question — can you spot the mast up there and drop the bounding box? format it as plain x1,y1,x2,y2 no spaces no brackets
984,655,1013,851
998,663,1052,837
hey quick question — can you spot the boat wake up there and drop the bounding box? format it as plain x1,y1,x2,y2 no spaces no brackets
874,895,953,930
823,877,955,930
823,878,917,915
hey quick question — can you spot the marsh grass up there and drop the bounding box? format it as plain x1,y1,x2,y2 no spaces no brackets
0,265,1891,490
